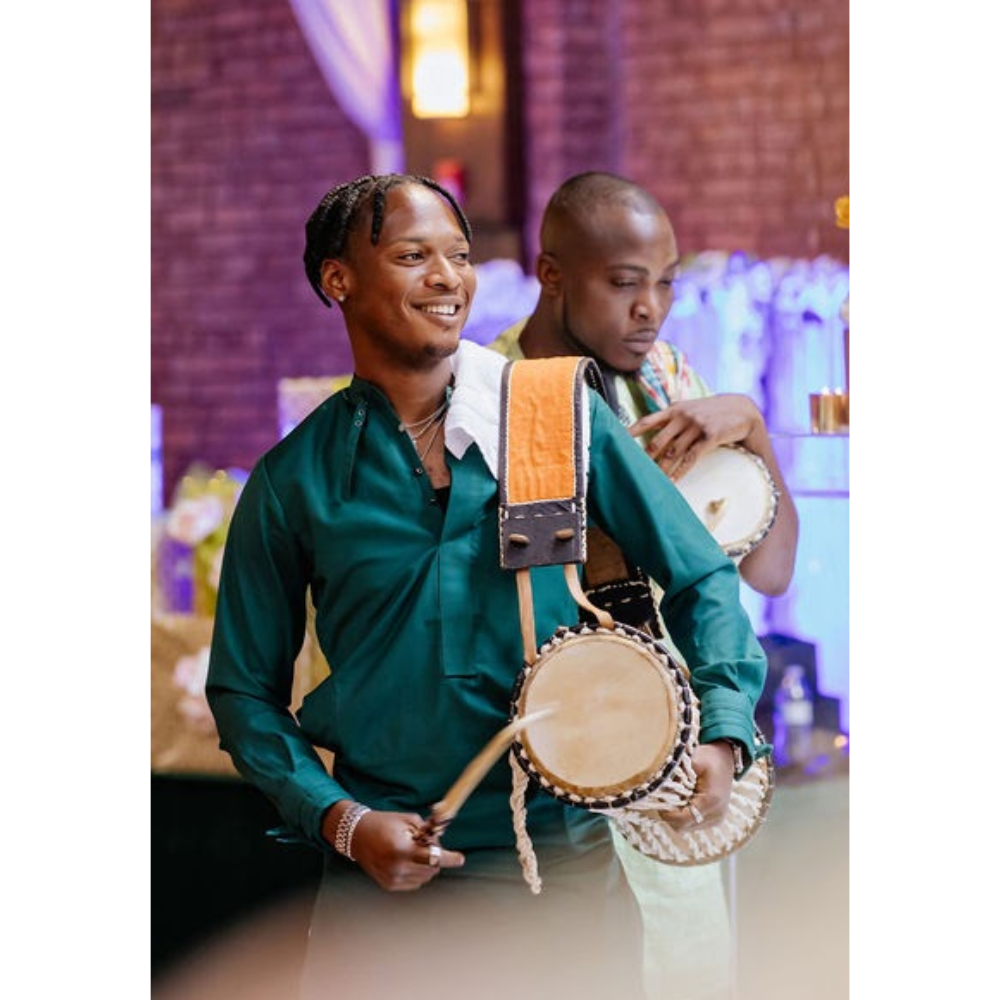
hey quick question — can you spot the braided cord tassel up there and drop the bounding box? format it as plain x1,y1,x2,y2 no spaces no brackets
509,751,542,894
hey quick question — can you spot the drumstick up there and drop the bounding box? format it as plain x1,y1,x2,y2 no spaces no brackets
413,707,557,844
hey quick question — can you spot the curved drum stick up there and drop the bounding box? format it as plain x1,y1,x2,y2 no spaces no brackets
414,707,557,844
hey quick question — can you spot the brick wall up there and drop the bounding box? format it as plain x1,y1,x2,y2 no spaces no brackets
151,0,368,501
519,0,849,262
152,0,848,502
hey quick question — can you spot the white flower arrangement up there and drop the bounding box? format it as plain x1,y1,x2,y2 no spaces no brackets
155,465,247,616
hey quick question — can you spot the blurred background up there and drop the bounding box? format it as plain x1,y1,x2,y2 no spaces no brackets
152,0,848,500
151,2,848,996
152,0,849,711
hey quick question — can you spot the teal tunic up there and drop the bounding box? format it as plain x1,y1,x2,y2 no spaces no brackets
206,372,767,855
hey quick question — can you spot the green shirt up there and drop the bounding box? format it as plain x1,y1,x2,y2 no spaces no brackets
207,354,766,854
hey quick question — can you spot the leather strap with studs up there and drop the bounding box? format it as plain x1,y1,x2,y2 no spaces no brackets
498,356,602,570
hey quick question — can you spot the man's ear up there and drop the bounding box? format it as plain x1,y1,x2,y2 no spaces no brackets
535,252,563,298
320,259,350,304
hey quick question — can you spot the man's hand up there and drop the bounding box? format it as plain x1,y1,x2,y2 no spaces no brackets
657,741,735,831
630,393,799,596
323,804,466,892
630,394,760,480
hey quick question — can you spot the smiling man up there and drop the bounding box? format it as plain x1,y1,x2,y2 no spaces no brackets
205,173,769,1000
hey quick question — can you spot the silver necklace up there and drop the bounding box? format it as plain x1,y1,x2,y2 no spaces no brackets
413,413,446,463
398,396,449,436
406,409,446,444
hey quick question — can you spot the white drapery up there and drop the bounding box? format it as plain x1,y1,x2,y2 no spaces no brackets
288,0,404,174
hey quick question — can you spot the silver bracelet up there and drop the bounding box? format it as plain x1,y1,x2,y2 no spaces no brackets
334,802,371,861
722,739,746,778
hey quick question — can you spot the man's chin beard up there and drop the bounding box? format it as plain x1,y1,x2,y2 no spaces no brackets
396,339,460,371
424,339,461,361
366,330,460,371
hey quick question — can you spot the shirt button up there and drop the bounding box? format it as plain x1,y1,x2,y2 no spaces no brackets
414,467,424,476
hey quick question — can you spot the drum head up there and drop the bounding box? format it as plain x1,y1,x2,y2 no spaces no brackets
513,627,686,804
674,445,778,559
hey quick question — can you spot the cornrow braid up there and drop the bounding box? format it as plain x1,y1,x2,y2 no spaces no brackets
303,173,473,307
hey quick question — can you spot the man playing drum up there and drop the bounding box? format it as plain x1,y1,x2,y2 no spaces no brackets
489,170,799,1000
206,173,768,1000
490,171,798,597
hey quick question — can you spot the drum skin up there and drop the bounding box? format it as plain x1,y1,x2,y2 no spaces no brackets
673,445,778,561
511,623,695,810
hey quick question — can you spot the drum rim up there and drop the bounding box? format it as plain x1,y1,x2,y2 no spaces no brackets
519,632,680,796
509,621,695,810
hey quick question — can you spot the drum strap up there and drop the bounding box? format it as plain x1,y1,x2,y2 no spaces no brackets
498,357,615,664
498,355,598,571
498,356,662,643
581,527,664,638
498,356,617,892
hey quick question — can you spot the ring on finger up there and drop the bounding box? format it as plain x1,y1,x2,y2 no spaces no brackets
427,843,441,868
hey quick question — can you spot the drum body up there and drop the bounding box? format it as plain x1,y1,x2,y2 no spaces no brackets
603,733,775,865
674,445,778,561
510,622,774,865
510,623,695,810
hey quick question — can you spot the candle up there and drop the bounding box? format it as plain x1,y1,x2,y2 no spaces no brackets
809,389,849,434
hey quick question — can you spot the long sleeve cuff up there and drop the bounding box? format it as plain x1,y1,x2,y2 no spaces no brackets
697,685,759,778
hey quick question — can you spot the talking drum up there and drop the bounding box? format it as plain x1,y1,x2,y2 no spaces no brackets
509,622,695,810
674,444,779,561
509,624,774,866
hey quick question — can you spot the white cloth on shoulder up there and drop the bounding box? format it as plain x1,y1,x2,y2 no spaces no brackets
446,337,591,482
445,339,507,477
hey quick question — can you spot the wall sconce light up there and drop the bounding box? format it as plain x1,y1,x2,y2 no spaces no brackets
408,0,470,119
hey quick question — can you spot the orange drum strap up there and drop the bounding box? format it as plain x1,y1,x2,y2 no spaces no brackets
498,357,663,637
498,356,604,571
499,357,614,662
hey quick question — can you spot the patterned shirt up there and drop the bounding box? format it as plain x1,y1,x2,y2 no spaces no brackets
488,322,711,432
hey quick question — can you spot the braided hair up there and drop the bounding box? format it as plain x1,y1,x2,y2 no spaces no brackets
303,173,473,307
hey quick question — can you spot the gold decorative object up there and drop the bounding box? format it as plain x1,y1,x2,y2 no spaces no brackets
835,195,850,230
809,390,849,434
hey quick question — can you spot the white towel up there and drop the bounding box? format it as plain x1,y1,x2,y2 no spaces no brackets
446,338,592,483
446,339,507,477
